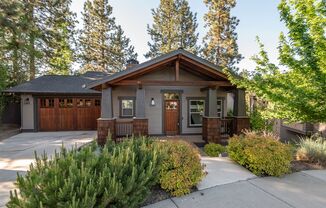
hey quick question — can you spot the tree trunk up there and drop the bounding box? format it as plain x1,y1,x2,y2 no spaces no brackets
28,3,35,80
12,31,19,84
29,33,35,80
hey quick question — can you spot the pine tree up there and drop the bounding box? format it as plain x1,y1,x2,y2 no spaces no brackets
0,0,29,85
145,0,199,58
109,26,138,72
202,0,242,70
79,0,137,73
43,0,76,75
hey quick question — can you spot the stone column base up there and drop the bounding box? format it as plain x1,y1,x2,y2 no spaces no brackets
97,118,116,145
202,117,221,143
233,116,250,135
133,118,148,136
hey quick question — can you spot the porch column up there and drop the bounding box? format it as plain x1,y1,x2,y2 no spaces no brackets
233,89,246,117
97,86,116,145
203,87,221,143
135,87,145,118
233,88,249,134
206,87,218,117
133,87,148,136
101,87,113,118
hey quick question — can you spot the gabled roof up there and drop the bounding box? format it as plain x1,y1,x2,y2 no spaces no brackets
87,49,227,89
3,71,107,95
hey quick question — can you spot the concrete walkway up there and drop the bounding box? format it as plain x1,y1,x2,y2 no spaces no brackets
144,158,326,208
0,131,95,207
198,157,256,190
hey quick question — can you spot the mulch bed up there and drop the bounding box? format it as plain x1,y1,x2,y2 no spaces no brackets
291,160,325,172
193,142,207,148
141,185,198,206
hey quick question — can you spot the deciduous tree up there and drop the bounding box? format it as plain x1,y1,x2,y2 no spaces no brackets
229,0,326,122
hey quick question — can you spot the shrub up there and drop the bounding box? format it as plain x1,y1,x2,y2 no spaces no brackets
204,143,226,157
296,136,326,166
7,137,160,208
158,140,204,197
227,131,292,176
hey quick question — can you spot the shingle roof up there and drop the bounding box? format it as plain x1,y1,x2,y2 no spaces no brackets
87,49,225,88
3,71,107,94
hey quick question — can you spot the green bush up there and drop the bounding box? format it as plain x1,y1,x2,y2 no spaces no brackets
227,131,292,176
7,137,160,208
158,140,204,197
296,136,326,166
204,143,226,157
249,109,273,131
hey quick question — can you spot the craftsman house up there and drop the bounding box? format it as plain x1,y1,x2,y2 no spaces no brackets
4,49,249,144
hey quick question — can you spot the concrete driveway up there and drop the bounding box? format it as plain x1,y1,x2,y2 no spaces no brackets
0,131,95,207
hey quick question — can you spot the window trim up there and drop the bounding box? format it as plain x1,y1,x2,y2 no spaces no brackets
187,97,206,128
217,98,223,118
118,96,136,118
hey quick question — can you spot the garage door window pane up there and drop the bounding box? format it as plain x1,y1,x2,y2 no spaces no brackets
67,99,73,108
95,99,101,106
40,99,46,108
85,99,92,107
77,99,84,107
59,99,65,108
48,99,54,108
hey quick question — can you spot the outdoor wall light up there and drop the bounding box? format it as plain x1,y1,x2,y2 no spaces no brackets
150,98,155,106
24,98,30,105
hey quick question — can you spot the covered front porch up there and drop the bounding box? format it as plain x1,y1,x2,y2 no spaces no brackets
90,49,250,145
96,83,249,145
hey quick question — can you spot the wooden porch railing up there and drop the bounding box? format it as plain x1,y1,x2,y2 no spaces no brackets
220,118,233,137
116,120,133,137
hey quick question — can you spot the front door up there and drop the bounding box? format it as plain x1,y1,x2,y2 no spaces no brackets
164,100,179,135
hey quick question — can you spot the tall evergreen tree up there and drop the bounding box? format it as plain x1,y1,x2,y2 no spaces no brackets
202,0,242,70
43,0,77,75
1,0,77,80
110,26,138,72
79,0,137,73
145,0,199,58
0,0,29,85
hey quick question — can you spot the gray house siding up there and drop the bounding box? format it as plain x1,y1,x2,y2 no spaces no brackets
20,94,35,131
110,68,229,135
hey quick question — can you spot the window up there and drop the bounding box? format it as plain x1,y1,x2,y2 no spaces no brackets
217,99,223,118
120,99,134,117
59,99,65,108
77,99,84,107
67,99,73,108
48,99,54,107
164,93,179,100
189,100,205,127
85,99,92,107
59,98,74,108
40,98,54,108
40,99,46,108
95,99,101,106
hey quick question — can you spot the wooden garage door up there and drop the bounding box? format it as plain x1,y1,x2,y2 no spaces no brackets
38,97,101,131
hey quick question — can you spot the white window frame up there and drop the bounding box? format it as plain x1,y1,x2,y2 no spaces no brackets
217,99,223,118
189,99,205,127
120,99,134,117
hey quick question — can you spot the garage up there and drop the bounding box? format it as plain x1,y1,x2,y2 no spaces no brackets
38,97,101,131
3,71,106,132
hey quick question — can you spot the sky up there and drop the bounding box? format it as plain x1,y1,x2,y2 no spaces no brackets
71,0,286,70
